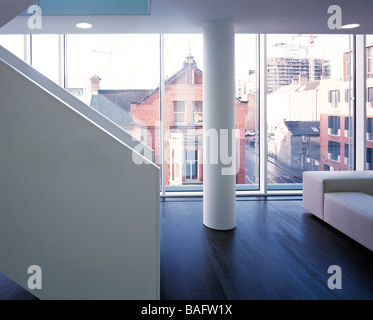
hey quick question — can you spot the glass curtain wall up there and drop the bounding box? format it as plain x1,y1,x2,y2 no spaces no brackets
31,34,63,85
0,34,30,63
65,34,161,187
163,34,204,192
0,33,361,195
266,34,354,190
162,34,259,193
366,35,373,170
236,34,260,191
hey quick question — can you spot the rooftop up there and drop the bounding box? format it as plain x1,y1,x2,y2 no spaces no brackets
285,121,320,136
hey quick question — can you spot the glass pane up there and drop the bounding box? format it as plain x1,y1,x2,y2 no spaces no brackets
0,34,29,63
173,101,185,112
367,36,373,170
193,101,203,112
185,150,198,180
236,34,259,190
164,34,203,191
66,34,161,185
32,34,62,85
192,101,203,124
266,34,354,189
173,113,185,124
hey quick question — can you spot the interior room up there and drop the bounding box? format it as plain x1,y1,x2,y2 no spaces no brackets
0,0,372,300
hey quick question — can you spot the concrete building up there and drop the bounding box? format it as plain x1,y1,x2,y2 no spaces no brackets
266,56,330,94
267,74,320,133
269,120,320,170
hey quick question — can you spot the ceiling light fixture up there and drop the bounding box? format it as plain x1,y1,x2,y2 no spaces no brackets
341,23,360,29
76,22,93,29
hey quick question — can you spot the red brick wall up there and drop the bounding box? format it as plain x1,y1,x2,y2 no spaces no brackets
130,66,248,186
320,113,349,171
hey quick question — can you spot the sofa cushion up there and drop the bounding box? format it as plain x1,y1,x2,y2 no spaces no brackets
324,192,373,251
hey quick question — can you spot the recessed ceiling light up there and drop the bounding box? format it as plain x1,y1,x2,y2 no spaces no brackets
76,22,92,29
341,23,360,29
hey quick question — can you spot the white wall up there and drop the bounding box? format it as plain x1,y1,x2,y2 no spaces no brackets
0,59,160,299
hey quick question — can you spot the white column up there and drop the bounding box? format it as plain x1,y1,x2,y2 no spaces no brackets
355,35,366,171
203,21,236,230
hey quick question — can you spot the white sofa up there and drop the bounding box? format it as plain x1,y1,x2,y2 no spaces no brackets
303,171,373,251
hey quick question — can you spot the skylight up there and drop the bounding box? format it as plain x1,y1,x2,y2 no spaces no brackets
22,0,151,15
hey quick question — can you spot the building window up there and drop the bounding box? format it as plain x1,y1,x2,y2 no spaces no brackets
328,90,340,108
344,116,351,137
344,88,353,103
67,88,84,97
328,141,340,162
185,150,198,181
344,143,351,165
192,101,203,124
173,101,186,124
328,116,340,136
346,52,350,80
302,147,309,156
367,148,373,170
367,118,373,141
301,135,309,143
171,149,181,182
368,87,373,108
367,47,373,79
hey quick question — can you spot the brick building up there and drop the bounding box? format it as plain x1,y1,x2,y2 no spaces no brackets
130,54,249,185
90,53,250,185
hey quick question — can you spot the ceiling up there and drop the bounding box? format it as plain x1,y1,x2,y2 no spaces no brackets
1,0,373,34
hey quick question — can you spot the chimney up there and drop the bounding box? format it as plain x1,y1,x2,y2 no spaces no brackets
90,75,101,95
299,72,308,85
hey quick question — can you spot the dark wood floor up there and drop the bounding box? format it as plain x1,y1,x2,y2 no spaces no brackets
0,273,38,300
160,198,373,300
1,197,373,300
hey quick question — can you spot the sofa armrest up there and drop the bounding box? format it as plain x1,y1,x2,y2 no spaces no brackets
303,171,373,220
303,172,325,220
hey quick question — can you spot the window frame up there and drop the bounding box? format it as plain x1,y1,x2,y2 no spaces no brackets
184,149,198,181
328,90,340,109
173,101,186,125
192,101,203,125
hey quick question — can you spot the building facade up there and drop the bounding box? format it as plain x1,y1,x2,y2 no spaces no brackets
100,54,249,186
130,54,249,185
266,56,330,94
269,120,320,170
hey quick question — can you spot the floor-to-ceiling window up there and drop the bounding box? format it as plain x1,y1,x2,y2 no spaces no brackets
0,34,30,63
31,34,63,86
0,33,360,195
236,34,260,191
366,36,373,170
163,34,204,192
65,34,161,188
266,34,354,190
